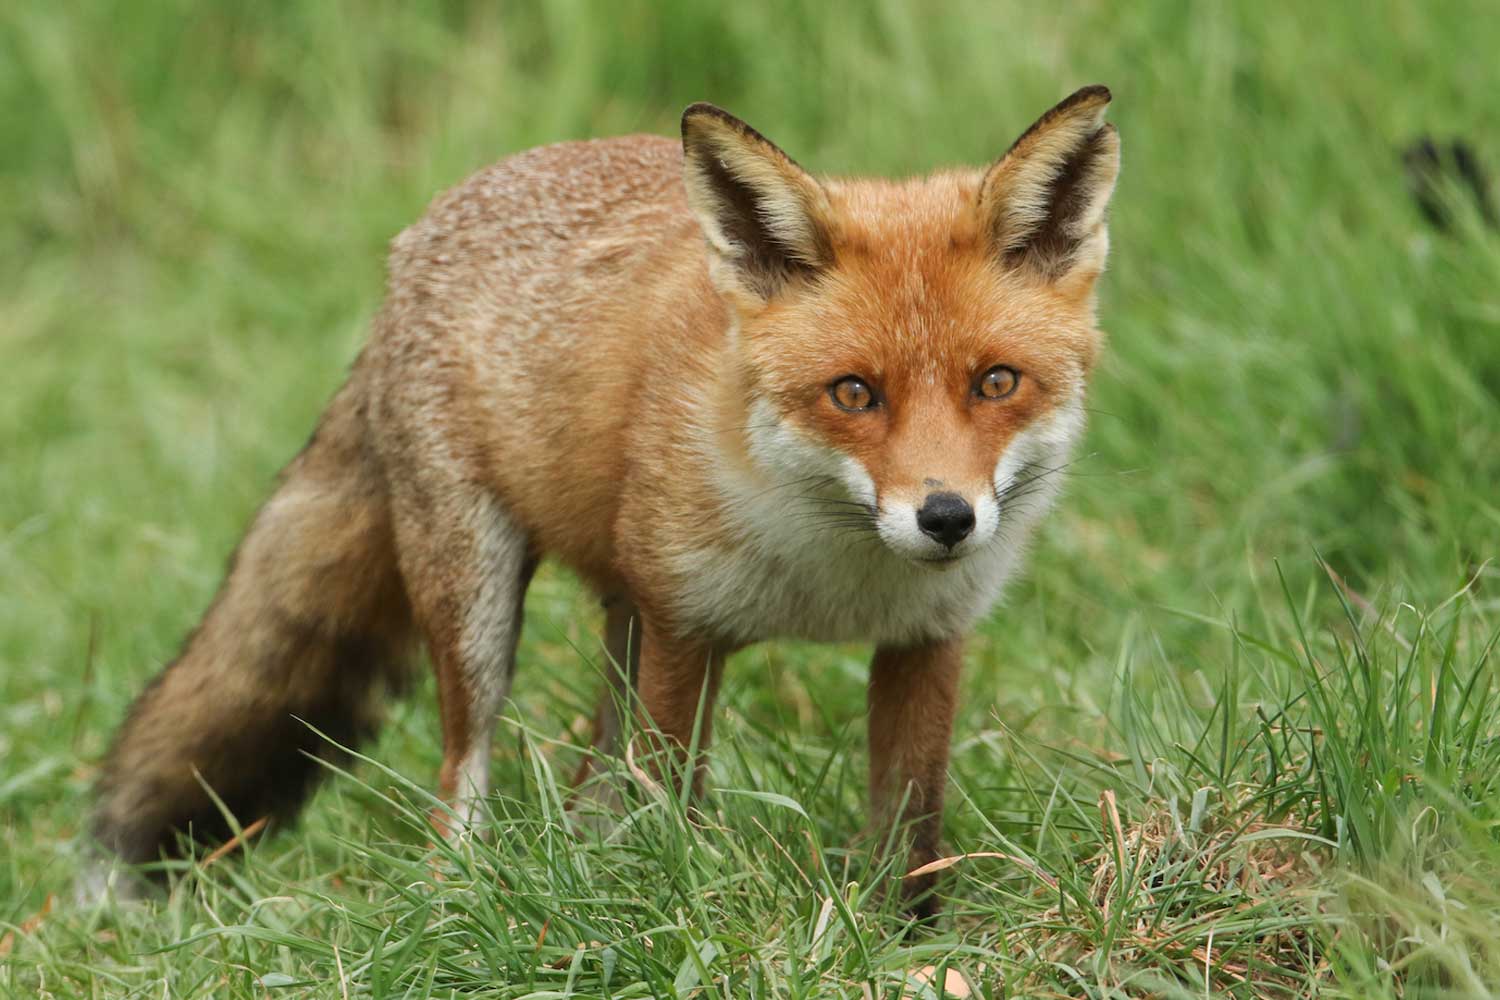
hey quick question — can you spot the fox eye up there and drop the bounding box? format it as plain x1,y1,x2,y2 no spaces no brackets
977,365,1020,400
830,376,876,411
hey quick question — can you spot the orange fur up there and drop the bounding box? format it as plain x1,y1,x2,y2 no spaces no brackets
88,88,1121,917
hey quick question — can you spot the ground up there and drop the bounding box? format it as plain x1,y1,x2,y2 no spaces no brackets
3,2,1499,997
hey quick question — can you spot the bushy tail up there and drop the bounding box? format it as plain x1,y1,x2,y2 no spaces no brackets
90,380,414,868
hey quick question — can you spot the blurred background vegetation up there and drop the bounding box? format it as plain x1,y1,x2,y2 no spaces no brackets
2,2,1498,996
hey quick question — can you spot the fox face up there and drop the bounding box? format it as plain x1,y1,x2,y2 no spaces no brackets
683,89,1118,570
735,212,1100,566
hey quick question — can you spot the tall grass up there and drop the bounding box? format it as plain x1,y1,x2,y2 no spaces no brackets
2,2,1498,996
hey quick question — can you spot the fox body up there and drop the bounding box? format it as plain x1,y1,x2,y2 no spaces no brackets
88,88,1120,914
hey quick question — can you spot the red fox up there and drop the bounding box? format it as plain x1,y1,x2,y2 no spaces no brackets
86,87,1120,915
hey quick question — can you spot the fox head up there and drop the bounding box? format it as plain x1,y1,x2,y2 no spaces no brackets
682,87,1119,566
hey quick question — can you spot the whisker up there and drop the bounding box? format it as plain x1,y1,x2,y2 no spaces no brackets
793,517,879,532
788,507,874,520
723,474,837,509
976,455,1097,550
791,496,878,518
993,455,1086,504
829,527,883,551
792,494,873,508
691,473,839,529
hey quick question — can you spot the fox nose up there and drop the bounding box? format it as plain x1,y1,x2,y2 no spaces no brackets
916,492,975,548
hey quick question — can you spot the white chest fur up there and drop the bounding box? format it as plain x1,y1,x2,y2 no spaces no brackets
668,516,1018,645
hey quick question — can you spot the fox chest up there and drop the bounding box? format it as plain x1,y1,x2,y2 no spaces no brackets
664,535,1017,647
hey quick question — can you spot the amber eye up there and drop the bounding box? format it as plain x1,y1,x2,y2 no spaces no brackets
830,376,876,411
977,365,1020,400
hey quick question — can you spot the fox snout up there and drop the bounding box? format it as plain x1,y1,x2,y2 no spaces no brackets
916,492,975,548
871,484,999,564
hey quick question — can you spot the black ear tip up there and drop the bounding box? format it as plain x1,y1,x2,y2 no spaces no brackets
681,101,737,136
1034,85,1112,126
1074,84,1112,105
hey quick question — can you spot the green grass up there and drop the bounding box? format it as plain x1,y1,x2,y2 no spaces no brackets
3,1,1499,996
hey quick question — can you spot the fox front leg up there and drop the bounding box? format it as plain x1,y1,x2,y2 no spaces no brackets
867,637,963,921
572,595,643,785
631,617,724,798
566,596,644,819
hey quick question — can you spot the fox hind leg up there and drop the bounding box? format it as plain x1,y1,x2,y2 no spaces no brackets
392,485,536,837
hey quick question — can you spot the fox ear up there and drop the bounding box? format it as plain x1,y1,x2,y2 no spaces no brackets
979,85,1121,290
681,103,834,302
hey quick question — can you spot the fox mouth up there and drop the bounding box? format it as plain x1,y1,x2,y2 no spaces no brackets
916,553,965,568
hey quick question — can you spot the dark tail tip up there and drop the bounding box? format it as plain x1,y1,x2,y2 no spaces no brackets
90,629,406,871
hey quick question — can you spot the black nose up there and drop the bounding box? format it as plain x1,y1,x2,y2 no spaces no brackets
916,492,975,548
